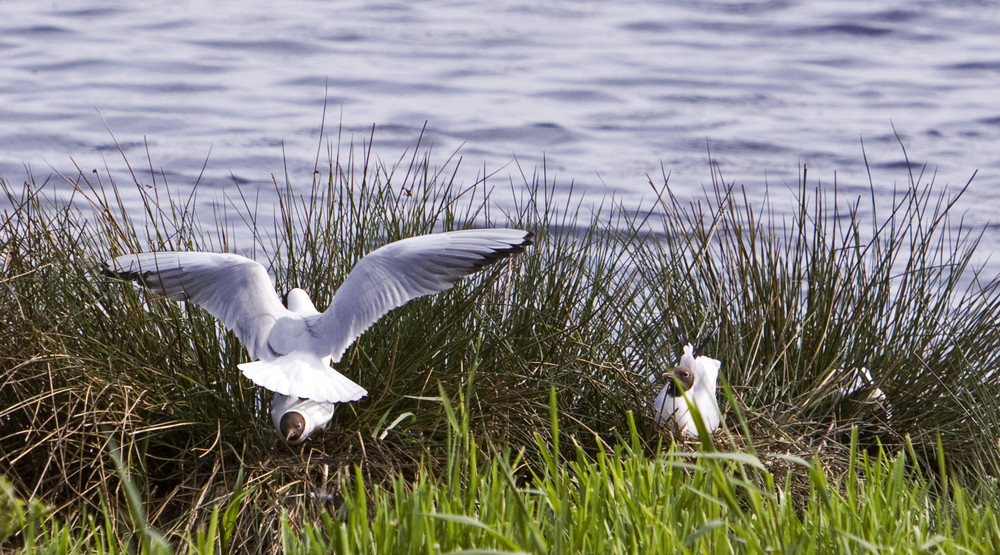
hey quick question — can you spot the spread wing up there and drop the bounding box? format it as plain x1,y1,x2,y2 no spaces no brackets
105,251,291,360
302,229,532,362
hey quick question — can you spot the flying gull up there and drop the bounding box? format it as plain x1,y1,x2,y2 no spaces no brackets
105,228,532,442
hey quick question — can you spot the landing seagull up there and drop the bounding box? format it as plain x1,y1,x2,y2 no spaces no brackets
105,228,532,443
653,343,722,438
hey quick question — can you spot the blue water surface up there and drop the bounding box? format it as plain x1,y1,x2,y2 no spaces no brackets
2,0,998,265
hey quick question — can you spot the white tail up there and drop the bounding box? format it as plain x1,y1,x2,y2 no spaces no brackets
237,354,368,404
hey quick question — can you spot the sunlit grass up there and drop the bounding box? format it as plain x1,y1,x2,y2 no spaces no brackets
281,395,1000,554
2,129,1000,552
7,391,1000,554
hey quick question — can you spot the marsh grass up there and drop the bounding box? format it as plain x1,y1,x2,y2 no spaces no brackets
2,129,1000,552
277,394,1000,554
622,160,1000,477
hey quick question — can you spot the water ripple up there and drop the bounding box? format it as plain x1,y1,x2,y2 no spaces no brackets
0,0,998,272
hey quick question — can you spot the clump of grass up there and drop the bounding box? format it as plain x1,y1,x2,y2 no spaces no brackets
621,161,1000,480
1,476,50,545
2,127,999,551
283,394,1000,554
0,131,656,550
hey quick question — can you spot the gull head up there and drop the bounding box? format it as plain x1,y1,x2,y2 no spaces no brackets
283,288,318,315
271,394,336,444
280,411,308,443
662,365,695,396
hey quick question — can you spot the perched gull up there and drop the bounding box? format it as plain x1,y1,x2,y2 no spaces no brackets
832,366,886,404
105,228,532,443
830,366,892,422
653,343,722,438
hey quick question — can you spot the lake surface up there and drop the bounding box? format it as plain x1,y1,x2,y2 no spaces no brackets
2,0,999,269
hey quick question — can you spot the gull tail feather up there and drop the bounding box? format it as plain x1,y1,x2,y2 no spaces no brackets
238,355,367,404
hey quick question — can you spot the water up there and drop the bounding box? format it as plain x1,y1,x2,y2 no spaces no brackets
2,0,999,267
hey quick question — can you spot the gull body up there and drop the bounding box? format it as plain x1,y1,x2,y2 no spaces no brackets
106,228,532,442
653,343,722,437
269,287,336,443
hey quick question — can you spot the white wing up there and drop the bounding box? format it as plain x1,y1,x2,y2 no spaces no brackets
106,229,530,404
288,229,532,362
105,251,290,360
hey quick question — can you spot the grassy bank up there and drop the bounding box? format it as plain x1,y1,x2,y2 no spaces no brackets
2,136,1000,552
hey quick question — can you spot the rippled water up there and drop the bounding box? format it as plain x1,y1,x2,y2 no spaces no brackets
2,0,999,264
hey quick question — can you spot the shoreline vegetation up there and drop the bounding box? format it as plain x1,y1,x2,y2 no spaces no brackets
3,133,1000,552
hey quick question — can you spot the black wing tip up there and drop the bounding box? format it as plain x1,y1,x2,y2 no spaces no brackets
693,324,719,356
101,262,127,280
471,230,534,270
100,263,118,279
502,230,534,254
101,261,150,286
677,324,718,357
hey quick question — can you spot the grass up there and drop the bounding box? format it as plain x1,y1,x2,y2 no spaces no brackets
2,128,1000,552
277,396,1000,554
